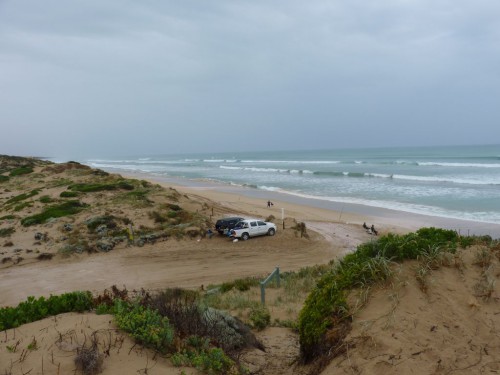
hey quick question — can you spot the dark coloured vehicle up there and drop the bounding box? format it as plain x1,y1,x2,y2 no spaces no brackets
215,216,245,234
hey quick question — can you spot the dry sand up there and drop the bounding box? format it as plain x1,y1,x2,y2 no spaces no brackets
1,165,500,374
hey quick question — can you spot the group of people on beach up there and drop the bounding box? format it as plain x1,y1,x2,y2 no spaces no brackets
267,200,274,208
363,222,378,235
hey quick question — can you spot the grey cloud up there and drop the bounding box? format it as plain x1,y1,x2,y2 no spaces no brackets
1,1,499,157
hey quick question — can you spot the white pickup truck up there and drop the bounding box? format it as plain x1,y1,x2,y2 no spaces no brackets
230,219,277,240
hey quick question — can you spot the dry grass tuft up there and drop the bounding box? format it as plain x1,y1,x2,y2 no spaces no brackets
74,334,104,375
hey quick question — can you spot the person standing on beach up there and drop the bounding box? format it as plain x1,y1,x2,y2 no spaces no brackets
267,200,271,208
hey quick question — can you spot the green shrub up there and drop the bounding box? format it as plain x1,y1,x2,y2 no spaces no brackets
21,200,88,226
39,195,54,203
0,291,93,330
0,175,9,182
85,215,118,231
171,347,234,374
149,210,169,223
9,166,33,177
13,202,33,212
5,189,40,205
113,300,174,353
60,191,79,198
69,180,134,192
219,277,259,293
0,214,16,220
0,227,15,237
249,305,271,330
124,190,149,200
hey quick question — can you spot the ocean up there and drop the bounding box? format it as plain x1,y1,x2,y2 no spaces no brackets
83,144,500,225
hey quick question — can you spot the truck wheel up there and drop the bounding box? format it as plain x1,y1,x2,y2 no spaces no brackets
268,228,276,236
242,233,250,241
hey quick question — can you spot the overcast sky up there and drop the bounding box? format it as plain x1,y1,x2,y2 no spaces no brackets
1,1,499,158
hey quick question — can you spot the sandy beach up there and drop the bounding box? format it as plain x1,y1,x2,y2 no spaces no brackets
122,171,500,238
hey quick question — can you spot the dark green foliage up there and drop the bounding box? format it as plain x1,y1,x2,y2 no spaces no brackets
21,200,88,226
0,214,16,220
0,227,15,237
171,346,234,374
113,300,174,353
166,203,182,211
298,227,461,362
249,305,271,330
0,175,9,182
149,210,169,223
5,189,40,205
60,191,79,198
69,180,134,192
39,195,54,203
13,202,33,212
461,234,491,247
124,190,149,200
9,166,34,176
85,215,118,231
0,291,93,330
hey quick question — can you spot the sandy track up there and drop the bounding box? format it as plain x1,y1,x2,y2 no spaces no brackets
1,228,344,307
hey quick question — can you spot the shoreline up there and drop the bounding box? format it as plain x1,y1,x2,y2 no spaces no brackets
116,170,500,238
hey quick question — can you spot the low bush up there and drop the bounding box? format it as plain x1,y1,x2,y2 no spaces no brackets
9,166,33,176
5,189,40,205
219,277,260,293
13,202,33,212
0,227,15,237
0,175,9,182
21,200,88,226
0,214,16,220
113,300,174,353
149,210,169,223
39,195,54,203
249,305,271,330
85,215,118,231
0,291,93,330
60,191,79,198
171,346,234,374
69,180,134,193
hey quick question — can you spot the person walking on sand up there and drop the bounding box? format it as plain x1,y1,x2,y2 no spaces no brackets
267,200,271,208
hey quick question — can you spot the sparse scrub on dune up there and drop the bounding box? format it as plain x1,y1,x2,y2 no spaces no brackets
60,190,79,198
298,227,472,365
9,166,34,177
85,215,119,232
68,179,135,193
21,200,88,226
473,247,493,268
13,202,32,212
5,189,40,205
39,195,54,203
0,214,16,220
0,227,15,237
